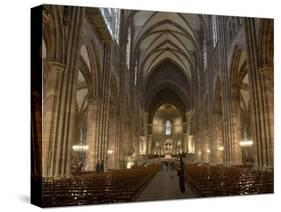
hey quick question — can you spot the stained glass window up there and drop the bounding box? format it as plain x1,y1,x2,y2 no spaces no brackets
134,61,137,85
203,39,207,71
100,8,120,44
126,27,131,68
212,16,218,47
165,120,172,135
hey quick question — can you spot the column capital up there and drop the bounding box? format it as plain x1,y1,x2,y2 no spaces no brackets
258,66,273,73
44,60,65,73
87,97,100,105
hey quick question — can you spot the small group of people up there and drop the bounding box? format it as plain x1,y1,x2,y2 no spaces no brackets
161,161,176,172
160,158,186,193
71,162,86,175
95,160,104,173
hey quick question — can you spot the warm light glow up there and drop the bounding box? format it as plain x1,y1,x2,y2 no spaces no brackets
107,150,113,154
239,140,253,147
126,161,134,169
206,149,211,153
188,135,195,153
198,151,202,155
218,146,224,151
72,145,89,152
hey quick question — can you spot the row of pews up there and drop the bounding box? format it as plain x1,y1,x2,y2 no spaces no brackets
42,165,160,207
184,163,273,197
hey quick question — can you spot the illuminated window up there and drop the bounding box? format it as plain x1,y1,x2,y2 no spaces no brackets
212,16,218,48
100,8,120,44
126,27,131,68
203,39,207,71
134,61,137,85
114,9,120,44
165,120,172,135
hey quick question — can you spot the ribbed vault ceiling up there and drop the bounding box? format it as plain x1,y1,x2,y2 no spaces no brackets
132,11,205,81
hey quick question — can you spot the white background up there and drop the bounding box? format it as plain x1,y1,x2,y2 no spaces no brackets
0,0,280,211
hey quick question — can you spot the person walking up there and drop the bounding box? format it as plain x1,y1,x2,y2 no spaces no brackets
96,161,100,173
177,158,185,193
100,160,104,172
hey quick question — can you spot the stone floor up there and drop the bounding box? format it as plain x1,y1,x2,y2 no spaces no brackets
137,169,195,202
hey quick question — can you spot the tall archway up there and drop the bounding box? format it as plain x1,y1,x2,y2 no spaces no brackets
239,73,253,164
144,58,190,160
72,69,89,170
229,48,252,165
146,86,187,157
78,43,100,172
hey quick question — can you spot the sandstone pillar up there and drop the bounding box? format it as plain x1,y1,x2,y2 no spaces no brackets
85,97,100,171
229,99,243,165
244,18,274,168
42,61,65,177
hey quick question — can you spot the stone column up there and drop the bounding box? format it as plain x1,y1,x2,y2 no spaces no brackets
185,112,192,153
96,99,105,163
194,133,202,162
201,129,210,163
148,134,152,155
258,67,274,168
244,18,274,169
107,103,117,170
112,116,118,169
213,114,223,164
229,99,243,165
184,133,188,154
51,7,84,178
251,66,273,168
123,120,129,156
183,128,187,154
193,110,201,162
115,111,121,169
217,16,234,167
91,43,111,170
85,97,100,171
64,96,77,176
42,61,65,177
102,93,110,171
144,112,149,154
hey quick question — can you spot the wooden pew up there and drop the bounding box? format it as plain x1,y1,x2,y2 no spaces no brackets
184,163,273,197
42,165,160,207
